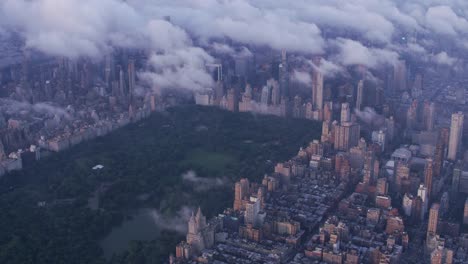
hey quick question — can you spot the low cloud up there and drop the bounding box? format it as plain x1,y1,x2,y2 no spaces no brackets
332,38,399,69
150,206,192,234
181,170,227,192
292,70,312,86
433,51,457,66
0,99,73,120
355,107,385,128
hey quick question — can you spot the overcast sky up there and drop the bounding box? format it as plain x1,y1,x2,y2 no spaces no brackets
0,0,466,89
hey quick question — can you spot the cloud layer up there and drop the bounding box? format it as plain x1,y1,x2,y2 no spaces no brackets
1,0,467,90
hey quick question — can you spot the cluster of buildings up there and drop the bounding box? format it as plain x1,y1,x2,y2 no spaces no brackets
174,51,468,263
0,52,172,177
1,41,468,263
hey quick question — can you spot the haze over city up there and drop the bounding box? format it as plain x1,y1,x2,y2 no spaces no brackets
0,0,467,263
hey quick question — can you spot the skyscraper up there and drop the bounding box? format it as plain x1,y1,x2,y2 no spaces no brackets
340,102,351,123
464,198,468,225
424,158,434,199
448,112,464,161
312,63,324,111
423,101,435,131
278,50,289,98
128,59,136,102
334,122,360,151
393,59,407,91
427,203,440,236
418,184,428,220
356,80,364,110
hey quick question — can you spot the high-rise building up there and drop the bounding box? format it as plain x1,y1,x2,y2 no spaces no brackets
226,89,237,112
187,207,207,254
261,84,271,105
334,122,360,151
418,184,428,220
323,101,333,122
356,80,364,110
464,198,468,225
376,178,388,196
424,158,434,198
427,203,440,236
269,79,281,105
411,73,423,98
119,65,126,98
448,112,464,161
433,140,444,177
245,196,261,227
393,59,407,91
128,59,136,102
234,178,250,210
341,102,351,123
363,151,377,184
423,101,435,131
312,65,324,111
279,50,289,98
403,193,414,217
406,100,417,131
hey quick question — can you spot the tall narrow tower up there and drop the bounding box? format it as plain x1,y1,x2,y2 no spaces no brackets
312,57,324,111
424,158,434,199
427,203,440,236
341,102,351,123
356,80,364,110
448,112,464,160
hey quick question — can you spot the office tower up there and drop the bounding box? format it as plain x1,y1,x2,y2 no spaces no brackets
393,59,407,91
448,112,464,160
423,101,435,131
411,73,423,98
279,50,289,98
104,55,113,89
427,203,440,236
128,59,136,102
418,184,428,220
464,198,468,225
356,80,364,110
119,66,126,98
424,158,434,198
312,63,324,111
341,102,351,123
406,100,417,130
334,122,360,151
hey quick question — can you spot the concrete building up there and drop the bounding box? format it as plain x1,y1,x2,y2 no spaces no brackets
447,112,464,161
334,122,360,151
340,102,351,123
